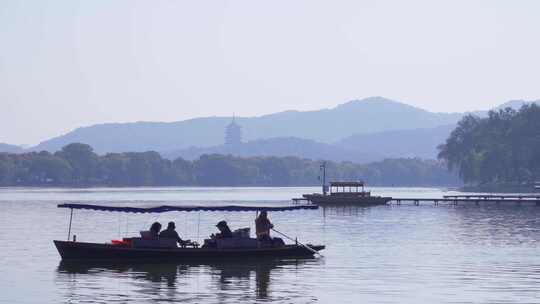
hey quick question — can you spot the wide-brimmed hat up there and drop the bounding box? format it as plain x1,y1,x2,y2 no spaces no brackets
216,220,227,227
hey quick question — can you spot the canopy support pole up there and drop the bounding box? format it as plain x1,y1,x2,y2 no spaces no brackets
67,208,74,241
197,211,200,241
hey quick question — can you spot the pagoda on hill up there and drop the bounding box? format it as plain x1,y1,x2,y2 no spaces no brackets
225,115,242,146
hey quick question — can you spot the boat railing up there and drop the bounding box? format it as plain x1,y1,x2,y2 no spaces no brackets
330,191,371,197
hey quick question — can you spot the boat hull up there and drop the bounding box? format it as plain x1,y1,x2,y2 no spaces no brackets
54,240,324,262
303,194,392,205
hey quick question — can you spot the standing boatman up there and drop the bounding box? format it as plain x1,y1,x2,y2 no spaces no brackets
255,211,274,242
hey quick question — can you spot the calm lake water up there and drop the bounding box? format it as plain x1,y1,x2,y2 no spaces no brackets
1,187,540,304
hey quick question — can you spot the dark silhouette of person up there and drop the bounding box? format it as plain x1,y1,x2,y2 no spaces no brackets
149,222,162,239
255,211,274,242
214,220,233,238
159,222,190,247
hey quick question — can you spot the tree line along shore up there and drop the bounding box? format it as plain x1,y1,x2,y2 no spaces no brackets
0,143,458,187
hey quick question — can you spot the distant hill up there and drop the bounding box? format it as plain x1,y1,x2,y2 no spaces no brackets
0,143,24,153
32,97,465,154
335,124,456,160
161,137,381,163
31,118,232,155
237,96,463,142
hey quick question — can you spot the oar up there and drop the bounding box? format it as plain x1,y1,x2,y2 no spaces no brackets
271,228,324,257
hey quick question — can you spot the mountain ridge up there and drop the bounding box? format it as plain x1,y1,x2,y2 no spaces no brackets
28,97,538,155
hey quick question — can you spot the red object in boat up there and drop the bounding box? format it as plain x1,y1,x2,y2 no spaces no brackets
111,239,132,246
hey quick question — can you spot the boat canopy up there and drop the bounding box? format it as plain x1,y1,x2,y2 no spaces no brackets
58,203,318,213
330,181,364,187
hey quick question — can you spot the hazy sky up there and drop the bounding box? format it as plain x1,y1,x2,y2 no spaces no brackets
1,1,539,145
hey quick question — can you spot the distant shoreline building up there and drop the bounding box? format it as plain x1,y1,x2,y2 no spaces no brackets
225,115,242,146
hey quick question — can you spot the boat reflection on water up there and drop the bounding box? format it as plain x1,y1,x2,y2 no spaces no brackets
321,204,380,217
57,258,320,302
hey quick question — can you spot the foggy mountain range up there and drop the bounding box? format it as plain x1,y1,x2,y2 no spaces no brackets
2,97,538,163
0,143,24,154
161,125,455,163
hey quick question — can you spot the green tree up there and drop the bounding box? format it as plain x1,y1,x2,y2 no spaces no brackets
55,143,99,184
438,104,540,185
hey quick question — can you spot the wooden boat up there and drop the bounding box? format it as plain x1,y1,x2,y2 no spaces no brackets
303,181,392,205
54,240,324,261
301,163,391,206
54,203,325,262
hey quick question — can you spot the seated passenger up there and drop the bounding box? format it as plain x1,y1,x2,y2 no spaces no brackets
149,222,162,239
213,220,233,239
159,221,190,247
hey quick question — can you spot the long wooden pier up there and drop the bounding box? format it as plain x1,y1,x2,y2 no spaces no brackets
294,196,540,206
391,197,540,206
443,194,540,200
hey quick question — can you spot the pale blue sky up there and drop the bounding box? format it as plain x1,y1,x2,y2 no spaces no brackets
1,0,539,145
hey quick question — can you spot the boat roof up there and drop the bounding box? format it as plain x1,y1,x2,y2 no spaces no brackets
330,181,364,187
58,203,318,213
